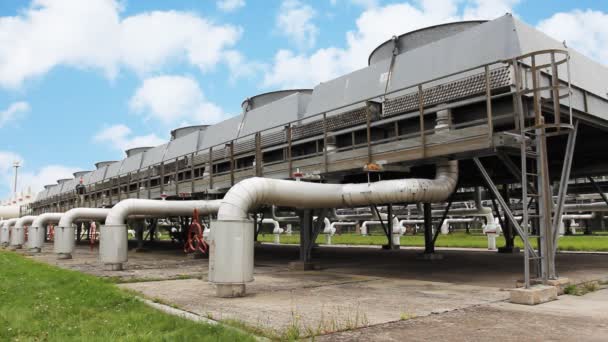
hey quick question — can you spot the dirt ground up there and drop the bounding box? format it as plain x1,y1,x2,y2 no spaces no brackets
20,241,608,340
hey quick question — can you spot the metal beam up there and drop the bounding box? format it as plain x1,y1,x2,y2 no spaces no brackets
432,190,455,245
473,157,537,257
587,176,608,207
551,121,579,260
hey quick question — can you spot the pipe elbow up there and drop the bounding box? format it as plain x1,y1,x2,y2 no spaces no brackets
106,199,138,226
218,177,268,220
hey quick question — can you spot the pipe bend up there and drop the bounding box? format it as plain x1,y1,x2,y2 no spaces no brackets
58,208,110,228
14,215,36,230
106,198,222,226
218,159,458,220
32,213,64,229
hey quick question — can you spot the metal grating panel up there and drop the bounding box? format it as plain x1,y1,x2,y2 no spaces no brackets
292,107,368,141
383,67,510,117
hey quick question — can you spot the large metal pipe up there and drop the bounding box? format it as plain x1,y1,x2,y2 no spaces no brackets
28,213,64,252
209,158,458,297
54,208,110,259
563,202,608,212
0,205,20,219
100,199,221,270
0,218,18,247
10,215,36,249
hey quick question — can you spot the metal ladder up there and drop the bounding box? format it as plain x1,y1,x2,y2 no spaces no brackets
513,50,574,287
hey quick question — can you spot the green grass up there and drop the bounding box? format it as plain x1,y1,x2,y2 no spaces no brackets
257,232,608,252
0,251,254,341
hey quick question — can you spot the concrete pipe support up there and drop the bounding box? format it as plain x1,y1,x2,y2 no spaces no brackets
28,213,64,252
55,208,110,259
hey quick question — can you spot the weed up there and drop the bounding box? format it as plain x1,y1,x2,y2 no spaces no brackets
583,281,599,293
564,284,580,295
400,312,416,321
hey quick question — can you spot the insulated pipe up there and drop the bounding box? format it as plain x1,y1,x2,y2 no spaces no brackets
101,199,221,270
210,157,457,297
439,217,474,235
10,215,36,249
257,218,284,234
271,205,299,223
257,218,284,244
0,220,5,246
0,218,18,247
329,221,357,232
330,208,374,221
28,213,63,252
54,208,110,259
360,217,405,236
0,205,20,219
210,112,458,297
563,202,608,212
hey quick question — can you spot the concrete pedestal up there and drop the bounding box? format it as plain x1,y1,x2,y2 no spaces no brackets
57,253,72,260
416,253,444,261
509,285,557,305
29,247,41,253
516,278,571,295
288,261,321,271
216,284,246,298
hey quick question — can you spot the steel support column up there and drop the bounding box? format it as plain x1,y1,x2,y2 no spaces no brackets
423,203,434,254
299,209,313,263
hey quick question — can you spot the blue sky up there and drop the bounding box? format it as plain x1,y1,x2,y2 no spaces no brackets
0,0,607,200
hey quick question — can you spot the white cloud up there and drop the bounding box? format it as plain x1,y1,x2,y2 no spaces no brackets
93,124,165,153
217,0,246,12
0,0,244,88
276,0,318,49
264,0,519,89
129,75,226,125
0,101,30,127
120,10,242,74
0,150,80,200
538,9,608,65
